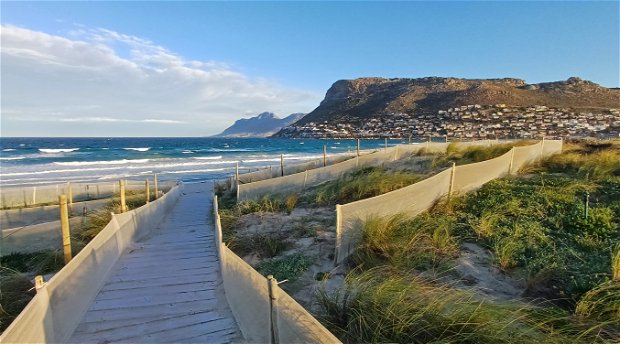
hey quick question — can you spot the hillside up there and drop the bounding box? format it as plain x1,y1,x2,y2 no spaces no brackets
214,112,305,137
292,77,620,125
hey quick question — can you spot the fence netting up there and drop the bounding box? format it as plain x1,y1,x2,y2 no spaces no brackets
334,140,562,265
0,180,174,208
0,184,183,343
237,140,498,202
214,196,341,343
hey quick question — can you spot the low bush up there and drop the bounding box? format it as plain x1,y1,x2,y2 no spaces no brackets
256,253,312,282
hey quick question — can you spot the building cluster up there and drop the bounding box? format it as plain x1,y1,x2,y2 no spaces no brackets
278,105,620,139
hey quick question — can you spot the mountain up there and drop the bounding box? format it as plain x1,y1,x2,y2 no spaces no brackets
214,112,305,137
292,77,620,125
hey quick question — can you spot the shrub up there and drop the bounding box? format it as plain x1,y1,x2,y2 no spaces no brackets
256,253,312,282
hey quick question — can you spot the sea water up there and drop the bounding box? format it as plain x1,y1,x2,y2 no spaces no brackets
0,137,404,187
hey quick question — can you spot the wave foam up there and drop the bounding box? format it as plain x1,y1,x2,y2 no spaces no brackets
39,148,80,153
0,156,25,160
2,149,16,151
124,147,150,152
54,159,151,166
194,156,223,160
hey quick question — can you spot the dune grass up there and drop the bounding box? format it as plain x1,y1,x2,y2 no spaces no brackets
317,268,613,344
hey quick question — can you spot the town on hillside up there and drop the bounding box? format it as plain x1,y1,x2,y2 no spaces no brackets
277,105,620,140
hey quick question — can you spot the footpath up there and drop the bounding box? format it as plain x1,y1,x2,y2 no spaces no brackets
68,182,242,343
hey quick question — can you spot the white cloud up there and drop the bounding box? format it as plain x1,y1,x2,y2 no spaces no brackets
1,25,321,136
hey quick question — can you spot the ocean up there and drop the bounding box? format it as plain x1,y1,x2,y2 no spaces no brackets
0,137,406,187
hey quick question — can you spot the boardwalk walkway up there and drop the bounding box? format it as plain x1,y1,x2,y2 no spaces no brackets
69,182,241,343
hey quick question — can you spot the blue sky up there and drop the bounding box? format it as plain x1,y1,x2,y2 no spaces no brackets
1,1,619,136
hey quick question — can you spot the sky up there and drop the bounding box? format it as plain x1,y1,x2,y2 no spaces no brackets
1,1,619,137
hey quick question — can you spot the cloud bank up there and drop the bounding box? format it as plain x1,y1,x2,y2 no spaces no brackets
1,25,321,136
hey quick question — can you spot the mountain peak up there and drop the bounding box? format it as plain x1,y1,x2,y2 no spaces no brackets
214,112,305,137
256,112,279,120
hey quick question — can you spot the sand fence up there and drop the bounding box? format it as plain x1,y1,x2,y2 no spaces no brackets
334,140,562,265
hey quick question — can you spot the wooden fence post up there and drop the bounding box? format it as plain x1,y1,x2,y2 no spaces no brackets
280,154,284,177
59,194,72,264
323,144,327,167
32,186,37,205
35,275,45,293
67,182,73,206
509,148,515,174
267,275,279,344
448,162,456,198
236,161,239,184
384,138,388,151
356,139,360,157
154,174,159,199
334,204,342,266
119,180,127,213
303,169,309,188
145,179,150,204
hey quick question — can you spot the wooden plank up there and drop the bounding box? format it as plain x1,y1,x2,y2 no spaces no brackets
98,281,217,300
72,310,225,339
101,270,219,292
89,290,218,311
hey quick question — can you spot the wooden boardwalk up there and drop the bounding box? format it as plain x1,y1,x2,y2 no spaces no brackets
69,182,242,343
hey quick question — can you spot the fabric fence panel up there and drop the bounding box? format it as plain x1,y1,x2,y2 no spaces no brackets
304,157,359,186
220,246,272,343
274,286,342,343
542,139,563,157
452,150,512,194
1,216,86,255
238,167,276,184
237,172,307,202
512,142,543,172
0,181,175,208
335,168,452,265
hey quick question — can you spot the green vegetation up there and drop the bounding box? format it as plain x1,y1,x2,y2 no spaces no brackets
257,253,313,282
317,268,606,344
317,140,620,343
352,213,460,273
0,273,35,332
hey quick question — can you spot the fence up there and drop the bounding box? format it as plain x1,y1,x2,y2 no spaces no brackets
0,183,184,343
334,140,562,265
213,196,341,343
0,180,175,209
237,140,498,202
238,154,354,184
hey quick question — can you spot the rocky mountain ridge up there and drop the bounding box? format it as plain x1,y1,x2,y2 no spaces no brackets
292,77,620,126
